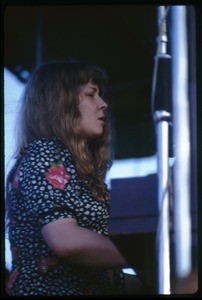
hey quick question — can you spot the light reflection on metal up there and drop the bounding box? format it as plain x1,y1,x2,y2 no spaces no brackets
152,5,171,294
171,5,192,278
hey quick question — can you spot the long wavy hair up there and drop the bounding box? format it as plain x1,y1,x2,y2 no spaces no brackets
12,60,114,201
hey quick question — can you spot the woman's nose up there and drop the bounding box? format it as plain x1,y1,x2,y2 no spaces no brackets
98,97,108,110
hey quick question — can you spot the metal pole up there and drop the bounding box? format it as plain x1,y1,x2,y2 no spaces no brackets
155,113,171,294
170,5,192,279
151,6,171,294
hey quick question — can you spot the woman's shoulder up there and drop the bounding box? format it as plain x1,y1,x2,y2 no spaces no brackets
27,138,59,149
25,138,72,161
26,138,64,150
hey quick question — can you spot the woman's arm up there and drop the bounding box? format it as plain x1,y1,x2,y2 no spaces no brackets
41,217,128,268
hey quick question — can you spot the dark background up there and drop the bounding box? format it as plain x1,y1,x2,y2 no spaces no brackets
4,3,159,159
4,3,200,160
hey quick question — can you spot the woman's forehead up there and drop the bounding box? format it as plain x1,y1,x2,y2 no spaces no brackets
83,81,99,91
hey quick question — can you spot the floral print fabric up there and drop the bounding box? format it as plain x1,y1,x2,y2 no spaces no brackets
7,139,124,295
45,161,71,189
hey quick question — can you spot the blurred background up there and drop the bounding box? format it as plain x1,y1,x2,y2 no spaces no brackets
4,5,157,159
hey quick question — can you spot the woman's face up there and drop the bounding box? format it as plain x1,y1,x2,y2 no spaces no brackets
78,81,108,139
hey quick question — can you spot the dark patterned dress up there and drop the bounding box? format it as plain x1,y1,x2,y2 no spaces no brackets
6,138,125,296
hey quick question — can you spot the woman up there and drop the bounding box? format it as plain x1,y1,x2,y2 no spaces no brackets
6,60,130,295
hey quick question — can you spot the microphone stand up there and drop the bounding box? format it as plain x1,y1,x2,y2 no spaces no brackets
152,6,172,294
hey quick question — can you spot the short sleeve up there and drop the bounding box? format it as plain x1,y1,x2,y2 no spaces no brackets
19,139,81,229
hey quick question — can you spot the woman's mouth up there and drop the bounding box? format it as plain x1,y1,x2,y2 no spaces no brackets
98,116,105,122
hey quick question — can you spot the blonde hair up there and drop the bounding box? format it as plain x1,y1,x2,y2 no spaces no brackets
14,60,114,201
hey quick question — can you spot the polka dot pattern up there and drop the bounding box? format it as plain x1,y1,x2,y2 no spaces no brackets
7,139,124,295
